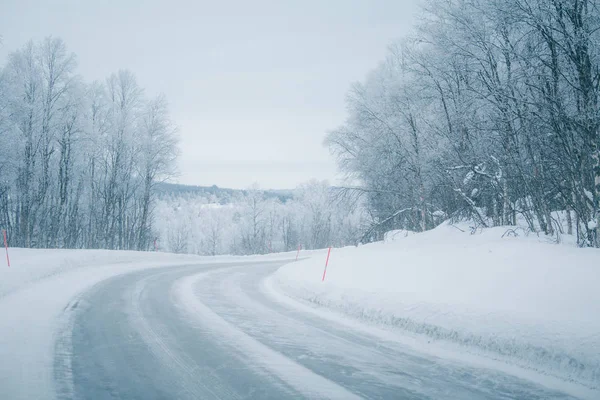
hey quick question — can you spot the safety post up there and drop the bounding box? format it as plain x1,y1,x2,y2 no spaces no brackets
295,244,302,261
322,246,331,281
3,229,10,267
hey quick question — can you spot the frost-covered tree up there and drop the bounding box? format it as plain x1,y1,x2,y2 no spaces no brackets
152,181,367,255
327,0,600,247
0,37,179,250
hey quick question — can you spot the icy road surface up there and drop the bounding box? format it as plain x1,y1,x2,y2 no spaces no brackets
45,261,583,400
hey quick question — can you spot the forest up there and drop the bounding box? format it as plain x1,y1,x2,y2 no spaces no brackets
0,37,363,254
328,0,600,246
0,37,178,250
3,0,600,251
153,181,365,255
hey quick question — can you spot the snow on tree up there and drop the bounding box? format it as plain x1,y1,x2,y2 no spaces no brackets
0,38,179,250
326,0,600,247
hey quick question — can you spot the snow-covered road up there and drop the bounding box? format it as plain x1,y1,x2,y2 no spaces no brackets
40,261,582,399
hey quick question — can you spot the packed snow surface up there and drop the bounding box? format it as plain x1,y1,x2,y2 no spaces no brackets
270,222,600,391
0,247,321,399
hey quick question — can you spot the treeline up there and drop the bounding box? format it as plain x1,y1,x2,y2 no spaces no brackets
0,37,178,250
155,181,366,255
328,0,600,246
155,182,293,205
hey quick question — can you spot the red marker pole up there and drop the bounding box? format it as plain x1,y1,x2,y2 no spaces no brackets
295,244,302,261
3,229,10,268
322,247,331,281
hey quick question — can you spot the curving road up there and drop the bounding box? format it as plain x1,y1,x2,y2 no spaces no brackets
53,261,579,399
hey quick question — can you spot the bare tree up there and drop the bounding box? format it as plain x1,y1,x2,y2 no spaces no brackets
0,38,180,251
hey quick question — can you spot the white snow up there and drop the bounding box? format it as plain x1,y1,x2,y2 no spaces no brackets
269,221,600,394
0,249,208,399
2,225,599,397
0,247,318,399
174,270,361,399
383,229,415,243
463,170,475,185
432,210,446,218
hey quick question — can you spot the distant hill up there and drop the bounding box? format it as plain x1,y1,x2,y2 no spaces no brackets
155,182,293,203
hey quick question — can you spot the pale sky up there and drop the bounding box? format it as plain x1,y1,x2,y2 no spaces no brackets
0,0,419,189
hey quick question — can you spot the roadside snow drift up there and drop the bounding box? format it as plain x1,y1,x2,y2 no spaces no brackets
269,222,600,391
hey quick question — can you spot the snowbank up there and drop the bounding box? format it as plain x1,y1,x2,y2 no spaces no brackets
269,222,600,392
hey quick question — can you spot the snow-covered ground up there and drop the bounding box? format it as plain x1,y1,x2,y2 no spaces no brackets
2,224,599,398
0,247,319,398
268,222,600,393
0,247,323,299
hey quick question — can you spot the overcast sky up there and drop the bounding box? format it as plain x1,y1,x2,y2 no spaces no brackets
1,0,419,189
